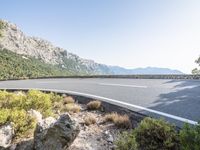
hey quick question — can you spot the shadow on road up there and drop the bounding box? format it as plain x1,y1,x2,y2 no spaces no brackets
141,80,200,125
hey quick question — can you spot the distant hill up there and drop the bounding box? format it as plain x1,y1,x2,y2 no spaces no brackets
0,20,183,79
109,66,183,74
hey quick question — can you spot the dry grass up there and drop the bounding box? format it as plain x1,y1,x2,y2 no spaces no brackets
62,103,81,113
53,101,63,109
84,115,96,126
104,112,119,122
63,96,75,104
104,112,131,129
87,100,101,110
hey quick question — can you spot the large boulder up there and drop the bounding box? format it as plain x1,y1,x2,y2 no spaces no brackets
0,124,14,148
34,113,80,150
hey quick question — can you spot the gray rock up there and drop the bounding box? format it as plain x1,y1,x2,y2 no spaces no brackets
27,109,42,122
7,138,33,150
104,131,113,143
14,139,33,150
0,124,14,148
34,113,80,150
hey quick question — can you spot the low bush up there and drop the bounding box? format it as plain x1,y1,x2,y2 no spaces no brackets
26,90,53,117
0,108,10,125
49,92,63,103
179,123,200,150
63,96,75,104
104,112,131,129
0,109,36,138
115,130,137,150
0,90,54,117
134,117,179,150
62,103,81,113
10,109,36,138
87,100,101,110
84,115,96,126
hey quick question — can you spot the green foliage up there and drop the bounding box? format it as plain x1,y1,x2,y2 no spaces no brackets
0,49,74,80
192,56,200,74
179,123,200,150
0,90,54,117
9,109,36,137
134,117,179,150
192,68,200,74
0,90,66,138
49,92,63,103
115,130,137,150
26,90,53,117
0,109,10,125
0,109,36,138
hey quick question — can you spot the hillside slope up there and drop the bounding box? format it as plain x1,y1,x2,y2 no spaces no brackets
0,20,113,75
0,49,75,79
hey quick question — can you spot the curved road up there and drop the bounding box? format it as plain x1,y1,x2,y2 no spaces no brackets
0,78,199,126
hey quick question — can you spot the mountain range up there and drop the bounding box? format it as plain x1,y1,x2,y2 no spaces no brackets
0,20,183,79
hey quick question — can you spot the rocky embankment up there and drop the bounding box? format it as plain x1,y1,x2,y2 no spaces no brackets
0,91,130,150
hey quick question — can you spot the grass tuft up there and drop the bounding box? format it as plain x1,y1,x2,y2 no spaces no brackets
63,96,75,104
84,115,96,126
104,112,131,129
87,100,101,110
62,103,81,113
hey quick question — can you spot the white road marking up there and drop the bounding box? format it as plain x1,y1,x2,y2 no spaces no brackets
98,83,148,88
36,81,61,84
0,87,197,125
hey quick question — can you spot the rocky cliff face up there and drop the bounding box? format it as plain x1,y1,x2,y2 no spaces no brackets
0,20,112,75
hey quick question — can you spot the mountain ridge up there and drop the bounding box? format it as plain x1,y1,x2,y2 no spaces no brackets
0,19,183,75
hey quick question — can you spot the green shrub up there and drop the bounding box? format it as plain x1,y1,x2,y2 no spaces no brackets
0,109,10,125
26,90,53,117
0,91,27,109
135,117,179,150
179,123,200,150
115,130,137,150
49,92,63,103
9,109,36,138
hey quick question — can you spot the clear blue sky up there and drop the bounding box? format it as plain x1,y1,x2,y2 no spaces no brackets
1,0,200,73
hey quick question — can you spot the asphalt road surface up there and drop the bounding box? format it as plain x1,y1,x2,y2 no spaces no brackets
0,78,199,126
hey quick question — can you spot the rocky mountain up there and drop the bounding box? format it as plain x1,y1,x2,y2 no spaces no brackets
0,20,112,75
109,66,183,74
0,20,183,77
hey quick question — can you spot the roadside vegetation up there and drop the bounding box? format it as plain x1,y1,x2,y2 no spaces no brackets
192,56,200,74
115,118,200,150
86,100,101,110
104,112,132,129
0,90,64,138
0,90,200,149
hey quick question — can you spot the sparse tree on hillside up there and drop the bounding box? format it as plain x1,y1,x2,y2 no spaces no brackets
192,56,200,74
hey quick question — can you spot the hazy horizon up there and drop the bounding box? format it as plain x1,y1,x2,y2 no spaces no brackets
1,0,200,73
